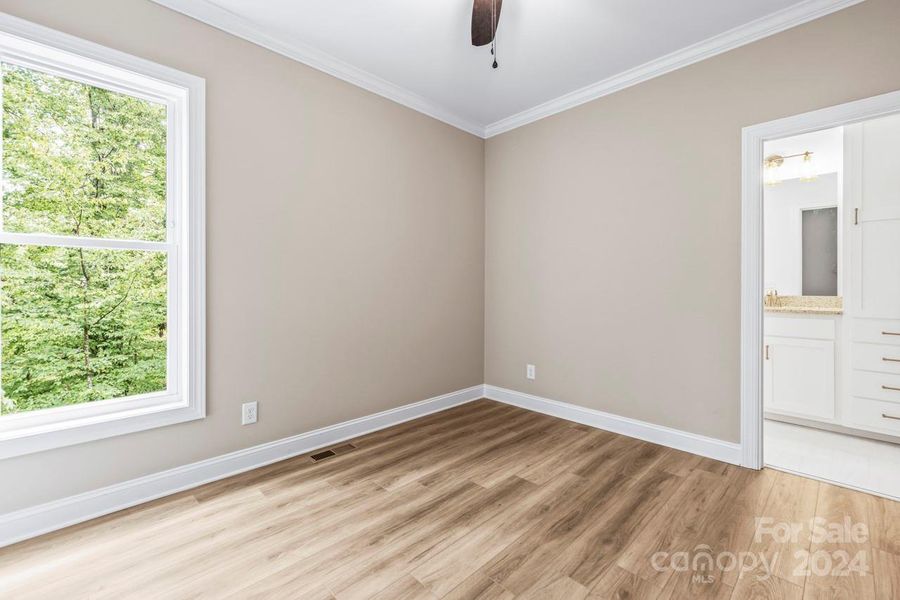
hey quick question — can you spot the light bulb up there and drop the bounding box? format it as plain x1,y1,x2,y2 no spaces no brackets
800,152,817,182
764,159,781,186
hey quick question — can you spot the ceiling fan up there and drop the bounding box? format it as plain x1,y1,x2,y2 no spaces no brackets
471,0,502,69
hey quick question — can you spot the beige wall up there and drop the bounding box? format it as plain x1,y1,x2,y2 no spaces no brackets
485,0,900,443
0,0,485,512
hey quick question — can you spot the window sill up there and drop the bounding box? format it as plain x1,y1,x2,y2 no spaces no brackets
0,396,204,459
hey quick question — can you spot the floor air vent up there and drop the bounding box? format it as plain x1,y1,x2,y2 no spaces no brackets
310,450,336,462
310,443,356,462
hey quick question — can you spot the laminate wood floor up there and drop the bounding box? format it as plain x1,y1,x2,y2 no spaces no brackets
2,400,898,599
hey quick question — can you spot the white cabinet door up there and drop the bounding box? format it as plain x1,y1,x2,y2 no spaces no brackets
860,114,900,221
853,219,900,319
845,115,900,320
764,336,836,420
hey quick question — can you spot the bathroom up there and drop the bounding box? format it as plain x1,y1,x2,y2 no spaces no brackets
763,115,900,499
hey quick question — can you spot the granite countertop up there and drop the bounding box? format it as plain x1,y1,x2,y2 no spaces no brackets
764,295,843,315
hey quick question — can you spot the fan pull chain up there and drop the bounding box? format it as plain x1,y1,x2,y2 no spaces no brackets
491,0,499,68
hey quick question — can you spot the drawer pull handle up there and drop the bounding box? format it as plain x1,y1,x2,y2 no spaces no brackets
884,357,900,363
883,413,900,421
884,331,900,336
883,385,900,392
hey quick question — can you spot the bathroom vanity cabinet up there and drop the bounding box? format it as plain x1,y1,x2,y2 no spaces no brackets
765,314,838,423
764,311,900,440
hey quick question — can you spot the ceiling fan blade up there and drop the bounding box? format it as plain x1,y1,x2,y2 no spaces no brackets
472,0,503,47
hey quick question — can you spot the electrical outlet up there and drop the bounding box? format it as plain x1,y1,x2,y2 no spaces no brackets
526,364,536,380
241,401,258,425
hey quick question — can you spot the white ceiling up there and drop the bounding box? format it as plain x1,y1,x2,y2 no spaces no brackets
153,0,864,137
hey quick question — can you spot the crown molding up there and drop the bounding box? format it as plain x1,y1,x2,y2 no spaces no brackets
149,0,486,137
483,0,867,138
151,0,865,140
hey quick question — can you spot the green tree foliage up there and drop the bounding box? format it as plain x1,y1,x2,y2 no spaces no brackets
0,64,168,414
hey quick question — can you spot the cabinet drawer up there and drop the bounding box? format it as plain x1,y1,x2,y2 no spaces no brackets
851,370,900,404
765,317,835,340
853,318,900,346
852,343,900,375
849,396,900,436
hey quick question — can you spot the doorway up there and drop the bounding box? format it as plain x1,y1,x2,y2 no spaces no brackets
741,90,900,500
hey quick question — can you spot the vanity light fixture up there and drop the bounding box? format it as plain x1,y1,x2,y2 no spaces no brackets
764,151,817,186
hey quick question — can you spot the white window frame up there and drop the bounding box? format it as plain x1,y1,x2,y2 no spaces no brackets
0,14,205,459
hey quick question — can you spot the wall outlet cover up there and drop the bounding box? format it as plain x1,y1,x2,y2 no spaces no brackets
242,401,258,425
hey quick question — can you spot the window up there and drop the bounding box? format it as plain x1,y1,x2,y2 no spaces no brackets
0,17,204,458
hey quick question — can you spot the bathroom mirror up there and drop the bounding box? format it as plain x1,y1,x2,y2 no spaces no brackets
801,206,838,296
763,127,842,300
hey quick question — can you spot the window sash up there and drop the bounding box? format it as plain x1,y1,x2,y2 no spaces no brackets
0,233,171,252
0,235,180,405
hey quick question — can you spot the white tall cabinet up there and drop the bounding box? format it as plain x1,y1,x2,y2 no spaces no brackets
844,114,900,436
846,115,900,320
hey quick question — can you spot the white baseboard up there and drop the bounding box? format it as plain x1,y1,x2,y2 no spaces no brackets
484,385,742,466
0,385,484,548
